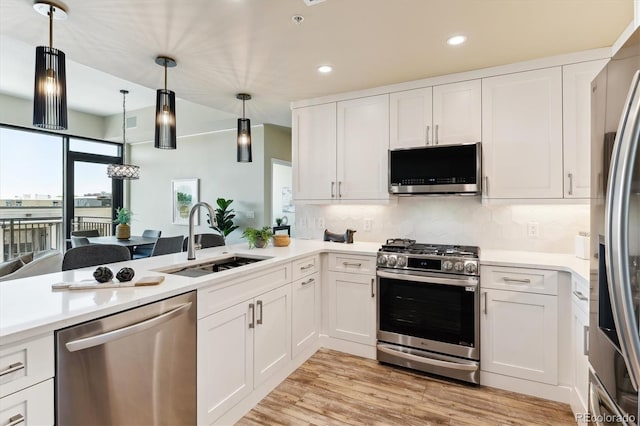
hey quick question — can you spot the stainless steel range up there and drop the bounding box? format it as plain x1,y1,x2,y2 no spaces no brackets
376,239,480,384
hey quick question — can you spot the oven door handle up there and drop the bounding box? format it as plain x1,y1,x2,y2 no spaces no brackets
376,270,478,288
377,345,478,372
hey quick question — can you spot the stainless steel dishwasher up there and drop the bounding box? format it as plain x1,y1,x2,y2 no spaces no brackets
56,291,196,425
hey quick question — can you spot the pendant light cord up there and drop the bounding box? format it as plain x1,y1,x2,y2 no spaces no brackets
242,98,246,119
122,91,126,145
164,60,168,91
48,5,53,49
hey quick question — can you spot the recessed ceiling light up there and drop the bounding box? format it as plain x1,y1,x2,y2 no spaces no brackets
447,35,467,46
317,65,333,74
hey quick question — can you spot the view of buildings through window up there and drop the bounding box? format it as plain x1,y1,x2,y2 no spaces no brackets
0,126,122,261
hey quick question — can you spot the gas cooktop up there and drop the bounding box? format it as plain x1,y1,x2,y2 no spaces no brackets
380,239,479,258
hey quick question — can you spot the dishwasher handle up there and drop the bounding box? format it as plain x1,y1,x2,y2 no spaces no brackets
65,302,193,352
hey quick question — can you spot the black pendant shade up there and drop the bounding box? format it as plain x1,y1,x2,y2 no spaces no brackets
236,93,252,163
33,2,68,130
154,56,177,150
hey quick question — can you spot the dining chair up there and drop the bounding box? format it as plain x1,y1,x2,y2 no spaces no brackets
71,229,100,237
62,245,131,271
70,236,90,248
182,234,225,252
131,229,162,258
151,236,184,257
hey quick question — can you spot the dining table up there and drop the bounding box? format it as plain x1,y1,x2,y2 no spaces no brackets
87,235,158,255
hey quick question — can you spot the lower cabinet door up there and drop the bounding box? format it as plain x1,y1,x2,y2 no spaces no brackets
328,271,376,345
254,284,292,388
0,379,53,426
292,272,320,358
572,299,589,414
481,289,558,384
198,301,254,425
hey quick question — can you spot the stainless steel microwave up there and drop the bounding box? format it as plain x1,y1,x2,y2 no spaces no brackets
388,142,482,195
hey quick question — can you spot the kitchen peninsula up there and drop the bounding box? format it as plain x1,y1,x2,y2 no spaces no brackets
0,239,589,425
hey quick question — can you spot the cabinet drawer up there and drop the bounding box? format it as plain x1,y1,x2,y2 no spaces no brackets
0,379,53,426
0,334,53,399
572,274,589,312
328,253,376,274
292,255,319,281
481,266,558,295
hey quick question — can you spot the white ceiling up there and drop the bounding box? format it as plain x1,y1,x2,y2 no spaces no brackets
0,0,633,127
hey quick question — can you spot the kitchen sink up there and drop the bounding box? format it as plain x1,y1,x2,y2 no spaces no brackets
160,255,271,278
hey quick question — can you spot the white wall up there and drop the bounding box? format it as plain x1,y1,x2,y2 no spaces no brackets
0,93,106,139
295,198,589,254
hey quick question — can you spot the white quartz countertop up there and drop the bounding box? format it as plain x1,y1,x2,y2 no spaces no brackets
0,239,590,346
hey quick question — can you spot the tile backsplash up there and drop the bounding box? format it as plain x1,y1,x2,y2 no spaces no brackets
295,197,589,254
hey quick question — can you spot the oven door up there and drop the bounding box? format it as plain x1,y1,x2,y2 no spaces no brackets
376,269,479,360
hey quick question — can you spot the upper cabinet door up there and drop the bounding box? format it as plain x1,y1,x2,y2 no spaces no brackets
389,88,433,149
432,79,482,145
336,95,390,201
482,67,563,199
292,103,337,200
562,59,608,199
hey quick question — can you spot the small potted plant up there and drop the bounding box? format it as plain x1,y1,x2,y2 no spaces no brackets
207,198,239,240
114,207,132,240
242,226,274,249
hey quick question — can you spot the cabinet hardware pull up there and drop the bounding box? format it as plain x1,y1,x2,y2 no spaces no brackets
435,124,439,145
342,262,362,268
249,303,255,329
371,278,375,298
573,290,588,301
338,181,342,198
331,181,335,198
257,300,263,325
426,125,430,145
583,325,589,356
7,414,25,426
0,362,25,377
484,176,489,196
483,292,487,314
301,278,315,286
568,172,574,196
502,277,531,284
300,263,314,270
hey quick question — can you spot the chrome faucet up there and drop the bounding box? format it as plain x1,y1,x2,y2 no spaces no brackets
187,202,217,260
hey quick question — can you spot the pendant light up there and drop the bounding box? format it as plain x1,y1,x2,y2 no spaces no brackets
236,93,252,162
107,90,140,179
154,56,177,149
32,1,68,130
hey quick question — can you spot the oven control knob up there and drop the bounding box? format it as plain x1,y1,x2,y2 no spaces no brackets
454,262,464,272
396,256,407,267
387,255,397,267
377,254,388,266
442,261,453,271
465,263,477,274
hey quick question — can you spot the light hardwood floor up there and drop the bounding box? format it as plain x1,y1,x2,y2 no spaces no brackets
238,348,576,426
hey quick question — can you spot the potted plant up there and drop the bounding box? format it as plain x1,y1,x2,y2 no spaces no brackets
207,198,239,240
242,226,273,249
177,192,192,218
114,207,131,240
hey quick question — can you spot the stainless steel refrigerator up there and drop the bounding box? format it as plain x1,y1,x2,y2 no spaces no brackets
589,28,640,425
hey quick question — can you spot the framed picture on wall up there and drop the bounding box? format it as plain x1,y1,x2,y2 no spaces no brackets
172,178,199,225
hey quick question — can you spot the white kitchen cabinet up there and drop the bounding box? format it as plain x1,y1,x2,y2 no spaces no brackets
432,79,482,145
292,102,337,200
389,80,481,149
292,271,320,359
562,59,608,198
570,275,590,417
327,253,377,346
293,95,389,202
482,67,563,198
336,95,390,201
0,379,54,426
390,88,433,148
198,284,291,424
480,266,559,385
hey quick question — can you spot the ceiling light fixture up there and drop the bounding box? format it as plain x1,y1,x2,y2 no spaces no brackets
292,15,304,25
32,1,68,130
107,90,140,180
447,35,467,46
154,56,177,149
236,93,252,163
318,65,333,74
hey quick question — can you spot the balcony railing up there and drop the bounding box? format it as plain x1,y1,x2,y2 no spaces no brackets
72,216,113,236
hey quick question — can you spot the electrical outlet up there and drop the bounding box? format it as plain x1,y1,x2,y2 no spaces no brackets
245,210,255,219
363,218,373,232
298,217,307,228
316,217,325,229
527,221,539,238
